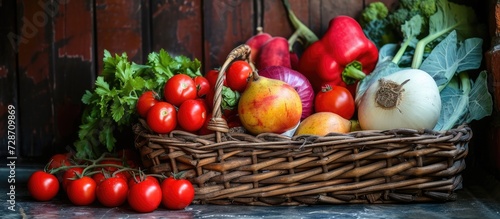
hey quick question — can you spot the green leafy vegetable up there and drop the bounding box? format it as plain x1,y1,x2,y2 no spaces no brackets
357,0,492,131
75,49,201,159
420,31,483,89
420,31,490,130
411,0,477,68
220,86,240,110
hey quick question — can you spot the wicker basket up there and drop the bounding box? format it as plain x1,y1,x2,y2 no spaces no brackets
133,45,473,206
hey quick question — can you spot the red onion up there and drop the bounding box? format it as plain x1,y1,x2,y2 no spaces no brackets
258,66,314,120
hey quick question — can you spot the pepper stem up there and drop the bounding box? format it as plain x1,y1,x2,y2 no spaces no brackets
342,61,367,85
282,0,318,48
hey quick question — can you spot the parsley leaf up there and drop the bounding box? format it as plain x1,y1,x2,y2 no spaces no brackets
74,49,201,159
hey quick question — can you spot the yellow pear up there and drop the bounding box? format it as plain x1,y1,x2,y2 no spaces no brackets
294,112,352,136
238,74,302,135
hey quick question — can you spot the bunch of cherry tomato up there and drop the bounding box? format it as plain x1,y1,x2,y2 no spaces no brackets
27,151,195,213
137,60,253,134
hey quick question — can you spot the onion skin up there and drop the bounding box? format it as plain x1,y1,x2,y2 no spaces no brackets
357,69,441,130
258,66,314,120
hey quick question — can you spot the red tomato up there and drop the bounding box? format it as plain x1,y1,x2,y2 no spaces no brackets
205,89,215,111
177,99,207,132
146,101,177,134
198,112,214,135
137,90,160,118
62,167,84,191
92,172,107,185
226,60,252,92
27,171,59,201
92,170,128,185
47,153,71,170
161,177,195,210
194,76,211,97
164,74,197,106
227,114,242,128
314,85,355,119
128,175,159,188
66,176,97,206
127,177,162,213
113,172,129,182
96,177,128,207
205,69,225,88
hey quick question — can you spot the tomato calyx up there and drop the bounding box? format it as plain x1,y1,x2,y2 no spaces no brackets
320,84,334,93
170,171,188,180
128,168,165,185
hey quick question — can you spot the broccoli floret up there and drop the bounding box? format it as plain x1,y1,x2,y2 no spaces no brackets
399,0,420,11
419,0,437,17
388,8,410,28
362,19,398,48
399,0,437,18
360,2,389,26
387,0,437,38
358,2,397,48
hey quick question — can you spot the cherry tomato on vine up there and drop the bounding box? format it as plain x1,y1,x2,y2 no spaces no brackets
128,175,159,188
113,172,129,182
164,74,197,106
137,90,160,118
96,177,128,207
92,170,128,185
66,176,97,206
177,99,207,132
47,153,71,170
205,69,225,88
194,76,211,97
92,172,107,185
127,177,162,213
62,167,84,191
314,85,355,119
161,177,195,210
226,60,252,92
146,101,177,134
27,171,59,201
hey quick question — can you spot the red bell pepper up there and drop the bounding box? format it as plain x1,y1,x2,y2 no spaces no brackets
298,15,379,94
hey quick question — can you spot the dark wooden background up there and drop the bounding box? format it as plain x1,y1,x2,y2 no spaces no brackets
0,0,497,173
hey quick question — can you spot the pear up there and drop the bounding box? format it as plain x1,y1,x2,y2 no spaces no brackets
238,73,302,135
294,112,352,136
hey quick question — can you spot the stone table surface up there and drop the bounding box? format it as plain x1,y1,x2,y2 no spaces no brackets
2,166,500,219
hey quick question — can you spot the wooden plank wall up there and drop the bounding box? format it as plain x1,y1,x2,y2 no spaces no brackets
0,0,496,171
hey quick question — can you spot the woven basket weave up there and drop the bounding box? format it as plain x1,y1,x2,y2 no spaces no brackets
133,45,473,206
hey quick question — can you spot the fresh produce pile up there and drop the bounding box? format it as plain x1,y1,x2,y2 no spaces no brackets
28,0,494,212
27,151,195,212
71,0,492,158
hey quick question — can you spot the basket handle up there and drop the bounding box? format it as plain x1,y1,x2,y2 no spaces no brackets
207,44,252,138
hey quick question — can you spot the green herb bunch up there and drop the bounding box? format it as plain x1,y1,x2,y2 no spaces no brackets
75,49,201,159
